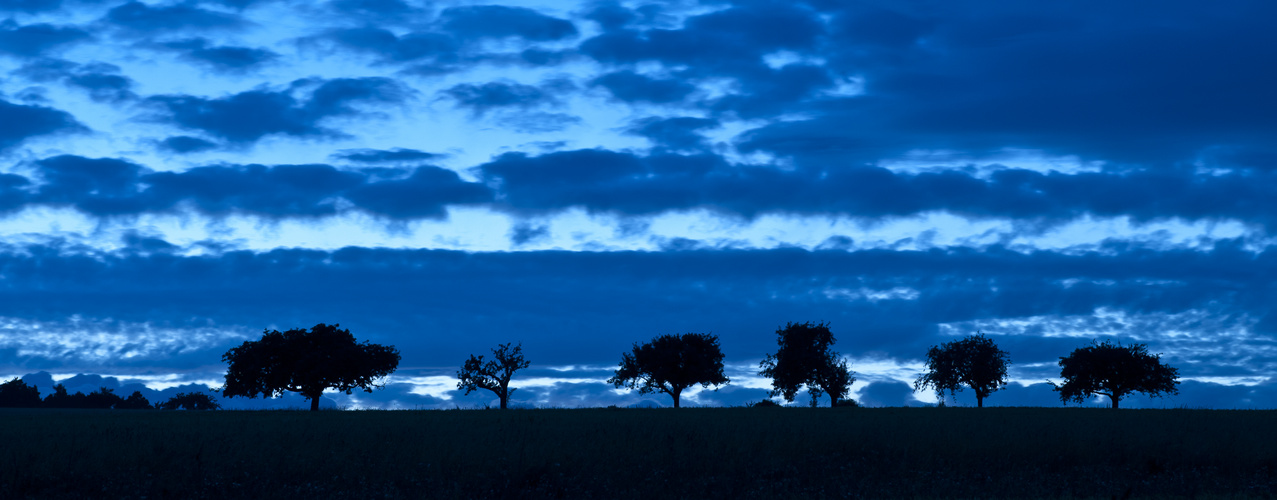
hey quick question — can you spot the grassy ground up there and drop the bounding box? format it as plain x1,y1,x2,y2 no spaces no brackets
1,407,1273,499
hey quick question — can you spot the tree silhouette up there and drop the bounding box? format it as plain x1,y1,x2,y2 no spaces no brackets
608,333,729,408
914,332,1011,408
0,378,41,408
222,323,401,411
159,392,221,410
84,387,124,409
116,391,153,409
42,384,87,409
1054,340,1180,409
457,342,531,410
759,321,856,407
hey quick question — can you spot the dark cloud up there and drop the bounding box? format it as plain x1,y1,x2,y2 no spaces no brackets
438,5,577,41
104,1,246,34
591,70,694,104
144,77,412,143
0,98,85,150
157,135,218,154
733,0,1277,167
473,147,1277,227
0,21,90,58
332,148,440,164
18,59,136,102
12,154,491,218
159,38,278,72
441,80,562,116
627,116,718,150
509,221,549,246
856,380,925,407
341,165,494,218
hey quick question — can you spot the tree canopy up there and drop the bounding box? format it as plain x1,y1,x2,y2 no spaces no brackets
1054,340,1180,409
0,377,41,408
758,321,856,407
608,333,729,408
159,392,221,410
457,342,531,409
222,323,401,411
914,332,1011,407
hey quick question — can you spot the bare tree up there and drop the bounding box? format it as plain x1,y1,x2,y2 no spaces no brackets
457,342,531,409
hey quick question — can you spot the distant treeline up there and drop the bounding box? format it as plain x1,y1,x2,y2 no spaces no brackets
0,379,219,410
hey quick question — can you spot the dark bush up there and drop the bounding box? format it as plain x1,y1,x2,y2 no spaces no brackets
159,392,221,410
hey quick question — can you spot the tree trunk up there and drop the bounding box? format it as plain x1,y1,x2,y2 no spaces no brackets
829,394,839,407
310,396,320,412
672,389,681,409
499,394,508,410
1111,396,1119,409
976,394,984,408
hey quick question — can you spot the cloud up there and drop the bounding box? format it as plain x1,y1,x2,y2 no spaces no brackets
733,1,1277,167
310,26,459,66
331,148,441,164
18,59,136,103
11,154,492,218
144,77,413,143
158,38,278,72
438,5,577,42
0,98,85,151
0,21,90,58
626,116,719,150
157,135,218,154
104,1,247,34
472,147,1277,227
591,70,695,104
441,80,565,117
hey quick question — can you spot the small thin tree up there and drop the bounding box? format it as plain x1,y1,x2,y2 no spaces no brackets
1054,340,1179,409
914,332,1011,408
609,333,729,408
457,342,531,409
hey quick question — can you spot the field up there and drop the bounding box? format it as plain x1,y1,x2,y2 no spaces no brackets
1,407,1273,499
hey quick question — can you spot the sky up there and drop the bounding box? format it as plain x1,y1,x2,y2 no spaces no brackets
2,0,1276,410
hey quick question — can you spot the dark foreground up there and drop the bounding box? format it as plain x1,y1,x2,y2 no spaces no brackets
1,407,1273,499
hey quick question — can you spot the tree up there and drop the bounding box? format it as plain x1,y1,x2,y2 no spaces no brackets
84,387,124,409
457,342,531,410
222,323,401,411
914,332,1011,408
1054,340,1180,409
608,333,729,408
159,392,222,410
116,391,153,410
758,321,856,407
0,378,41,408
42,384,87,409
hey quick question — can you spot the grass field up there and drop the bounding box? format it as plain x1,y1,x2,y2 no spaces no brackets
1,407,1273,499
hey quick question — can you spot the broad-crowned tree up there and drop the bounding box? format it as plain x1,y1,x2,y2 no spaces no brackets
759,321,856,407
1054,340,1179,409
914,332,1011,408
222,323,400,411
159,392,221,410
608,333,729,408
457,342,531,409
0,378,41,408
116,391,153,410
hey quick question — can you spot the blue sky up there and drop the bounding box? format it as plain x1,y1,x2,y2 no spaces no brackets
2,0,1276,409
